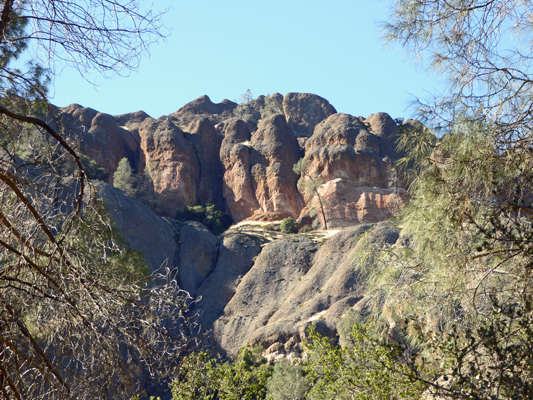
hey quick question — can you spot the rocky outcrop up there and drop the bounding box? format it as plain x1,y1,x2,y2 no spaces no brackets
250,115,303,217
49,92,426,365
56,92,411,230
311,179,406,227
213,237,315,357
185,118,225,209
283,93,337,138
300,113,407,228
139,117,200,216
56,104,140,181
113,110,151,166
196,233,264,327
220,120,260,221
93,182,178,273
178,222,217,296
169,95,237,127
207,223,401,357
221,115,303,222
365,112,403,159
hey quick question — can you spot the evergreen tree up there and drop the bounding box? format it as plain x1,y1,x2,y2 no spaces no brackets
371,1,533,397
293,159,328,230
266,359,309,400
113,157,136,197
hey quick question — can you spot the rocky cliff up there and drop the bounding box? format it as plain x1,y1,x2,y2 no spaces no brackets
56,92,407,225
56,92,413,358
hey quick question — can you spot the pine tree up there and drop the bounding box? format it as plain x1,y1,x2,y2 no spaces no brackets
113,157,136,197
293,159,328,230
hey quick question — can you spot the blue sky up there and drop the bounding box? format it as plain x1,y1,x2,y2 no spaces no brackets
49,1,441,120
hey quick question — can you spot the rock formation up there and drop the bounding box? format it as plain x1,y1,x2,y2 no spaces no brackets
300,112,407,228
56,92,417,359
283,92,337,138
92,182,178,274
56,92,407,227
139,117,200,216
55,104,142,181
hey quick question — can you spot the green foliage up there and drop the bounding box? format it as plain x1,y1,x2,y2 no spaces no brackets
303,325,424,400
171,346,272,400
112,157,158,210
233,93,283,126
266,359,310,400
135,165,157,209
58,153,108,181
113,157,136,197
80,155,108,180
175,203,233,235
409,295,533,399
262,94,283,118
280,217,298,234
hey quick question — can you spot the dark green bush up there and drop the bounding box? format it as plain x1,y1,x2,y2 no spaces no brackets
175,203,233,235
280,217,298,234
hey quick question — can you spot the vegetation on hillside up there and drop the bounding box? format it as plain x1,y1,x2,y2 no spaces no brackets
0,1,207,399
175,203,233,235
170,1,533,399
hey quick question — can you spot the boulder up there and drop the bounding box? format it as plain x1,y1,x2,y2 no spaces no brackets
169,95,237,127
139,117,200,216
365,112,403,158
282,93,337,137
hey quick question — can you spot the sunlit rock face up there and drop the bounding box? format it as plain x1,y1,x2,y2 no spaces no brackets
57,93,409,227
55,104,144,183
139,117,200,216
221,115,303,222
299,112,407,228
53,93,421,364
208,223,401,358
282,92,337,138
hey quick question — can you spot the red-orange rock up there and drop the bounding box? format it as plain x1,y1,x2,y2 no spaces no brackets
302,179,407,228
299,112,406,228
220,120,261,221
139,117,199,216
221,116,303,222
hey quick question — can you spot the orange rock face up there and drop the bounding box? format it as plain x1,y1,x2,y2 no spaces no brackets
57,93,411,229
302,179,407,228
221,116,303,222
298,113,406,228
139,117,200,216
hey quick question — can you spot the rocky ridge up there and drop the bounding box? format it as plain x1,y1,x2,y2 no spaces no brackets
55,92,414,358
56,92,408,225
